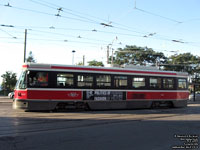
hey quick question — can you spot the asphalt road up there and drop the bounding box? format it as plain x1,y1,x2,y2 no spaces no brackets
0,97,200,150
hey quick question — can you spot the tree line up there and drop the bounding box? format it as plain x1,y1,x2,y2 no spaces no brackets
0,51,35,95
89,45,200,74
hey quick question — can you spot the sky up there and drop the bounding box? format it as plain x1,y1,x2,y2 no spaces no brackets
0,0,200,82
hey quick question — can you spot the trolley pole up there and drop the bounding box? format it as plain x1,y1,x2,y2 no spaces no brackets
23,29,27,63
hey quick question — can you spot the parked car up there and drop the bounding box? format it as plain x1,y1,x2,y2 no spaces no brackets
189,93,200,101
8,92,14,99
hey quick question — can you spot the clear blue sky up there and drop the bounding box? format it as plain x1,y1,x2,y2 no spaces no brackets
0,0,200,82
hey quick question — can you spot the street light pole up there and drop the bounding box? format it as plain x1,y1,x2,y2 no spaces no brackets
72,50,76,65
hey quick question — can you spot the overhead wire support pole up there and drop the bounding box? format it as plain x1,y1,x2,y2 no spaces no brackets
24,29,27,63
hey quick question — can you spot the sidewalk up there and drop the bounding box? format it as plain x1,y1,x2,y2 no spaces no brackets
187,100,200,104
0,96,8,98
0,96,13,103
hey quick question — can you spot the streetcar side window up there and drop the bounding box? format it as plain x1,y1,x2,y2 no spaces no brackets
96,75,111,87
149,77,162,89
163,78,174,89
132,77,145,88
178,79,187,89
114,76,127,88
77,74,93,87
28,72,48,87
57,73,74,87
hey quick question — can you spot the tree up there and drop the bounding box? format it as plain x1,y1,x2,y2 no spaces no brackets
77,62,84,66
1,71,17,95
88,60,104,67
112,45,167,66
164,53,200,75
26,51,36,63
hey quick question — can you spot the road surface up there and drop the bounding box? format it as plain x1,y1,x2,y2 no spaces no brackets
0,97,199,150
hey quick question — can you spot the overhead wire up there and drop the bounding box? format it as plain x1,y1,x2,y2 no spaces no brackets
134,4,182,24
29,0,108,23
2,23,199,48
0,1,183,42
6,24,177,44
27,0,198,46
0,28,17,38
0,3,98,24
0,1,199,51
28,0,155,35
27,29,115,44
0,25,122,47
30,0,100,24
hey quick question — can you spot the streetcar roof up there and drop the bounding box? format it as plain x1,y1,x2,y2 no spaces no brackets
22,63,188,77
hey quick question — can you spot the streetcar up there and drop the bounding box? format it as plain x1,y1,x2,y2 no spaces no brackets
13,63,189,111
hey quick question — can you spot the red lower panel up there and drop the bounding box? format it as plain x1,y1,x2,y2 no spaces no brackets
127,91,189,100
27,90,82,100
15,90,28,99
15,89,189,101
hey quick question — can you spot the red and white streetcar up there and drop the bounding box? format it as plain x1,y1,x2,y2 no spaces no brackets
13,63,189,111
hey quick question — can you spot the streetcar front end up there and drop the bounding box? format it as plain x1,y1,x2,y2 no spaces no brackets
13,69,29,110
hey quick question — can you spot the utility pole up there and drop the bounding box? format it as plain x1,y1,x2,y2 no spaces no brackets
193,73,197,101
107,45,109,64
83,55,85,66
72,50,76,65
111,48,114,65
23,29,27,63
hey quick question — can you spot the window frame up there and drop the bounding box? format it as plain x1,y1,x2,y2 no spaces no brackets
177,78,187,90
149,77,162,89
56,73,74,88
163,77,175,89
132,76,146,89
77,74,94,88
95,74,112,88
114,75,128,88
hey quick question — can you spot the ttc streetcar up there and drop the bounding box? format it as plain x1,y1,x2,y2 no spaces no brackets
13,63,189,111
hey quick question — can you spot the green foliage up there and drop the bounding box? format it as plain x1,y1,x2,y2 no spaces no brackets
110,45,200,76
77,62,84,66
112,45,167,66
164,53,200,75
26,51,36,63
88,60,104,67
1,71,17,95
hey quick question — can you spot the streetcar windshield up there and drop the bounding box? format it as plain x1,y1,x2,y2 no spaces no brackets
16,71,27,89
